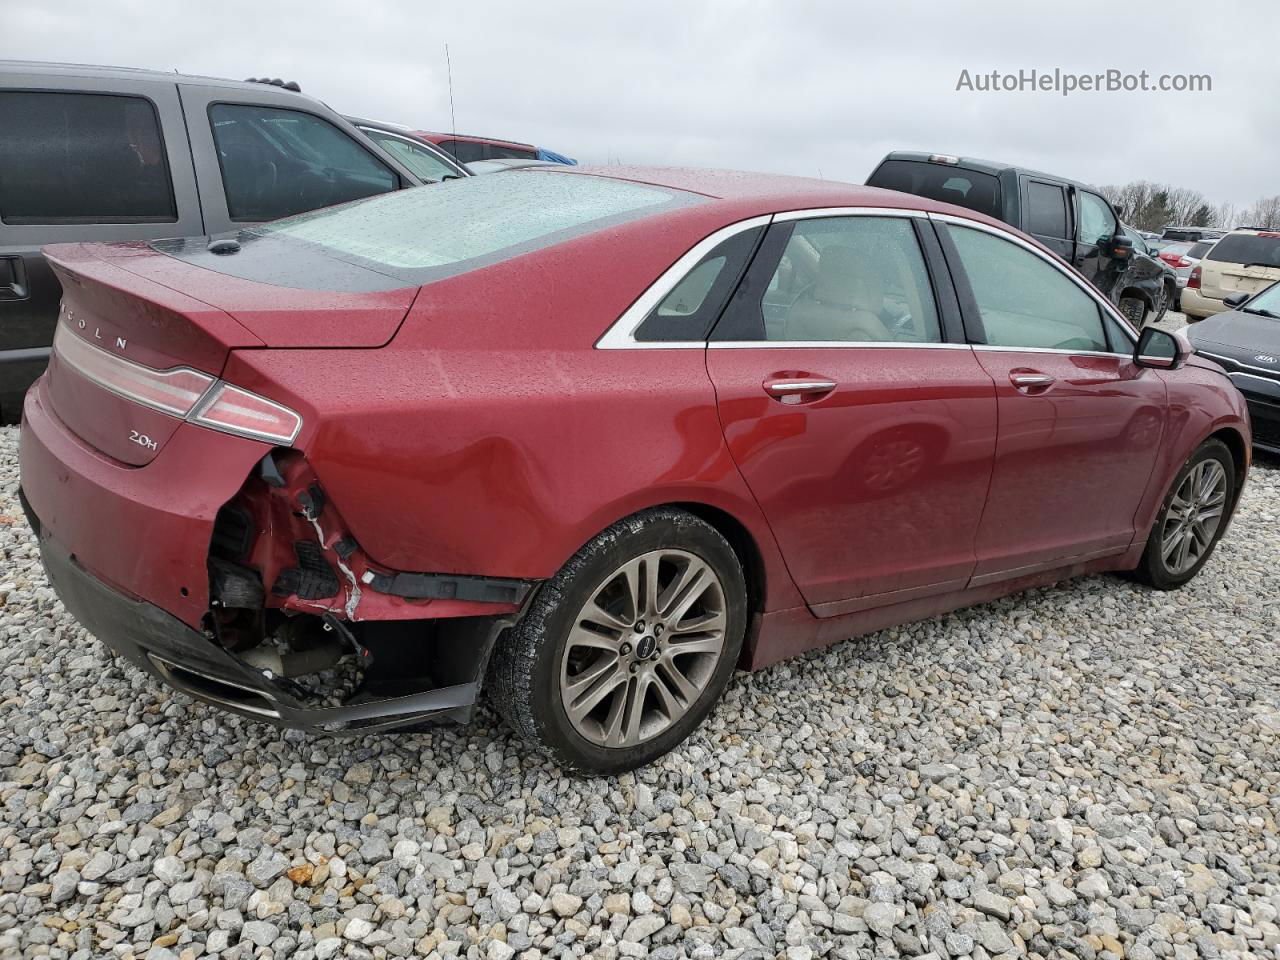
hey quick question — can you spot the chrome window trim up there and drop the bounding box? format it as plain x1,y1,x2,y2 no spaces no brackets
773,206,922,222
926,211,1141,349
593,205,1140,354
595,214,774,350
971,344,1134,360
709,340,969,350
355,125,468,178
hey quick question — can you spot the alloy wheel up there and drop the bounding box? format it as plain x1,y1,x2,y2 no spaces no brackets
1160,459,1228,575
558,549,727,748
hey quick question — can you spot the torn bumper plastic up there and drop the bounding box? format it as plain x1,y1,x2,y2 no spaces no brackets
26,513,514,733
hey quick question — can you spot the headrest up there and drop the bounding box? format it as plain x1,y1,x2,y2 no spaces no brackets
814,245,883,313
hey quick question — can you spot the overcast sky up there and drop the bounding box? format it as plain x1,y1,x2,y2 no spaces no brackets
7,1,1277,208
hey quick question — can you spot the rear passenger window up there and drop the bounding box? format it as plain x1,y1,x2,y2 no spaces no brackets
949,225,1107,352
754,217,941,343
1026,181,1068,239
0,91,176,224
209,104,397,221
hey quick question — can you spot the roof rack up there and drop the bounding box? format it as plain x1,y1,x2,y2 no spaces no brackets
245,77,301,92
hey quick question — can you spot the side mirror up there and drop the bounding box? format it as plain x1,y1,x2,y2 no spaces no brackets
1135,326,1192,370
1223,291,1251,310
1107,234,1135,259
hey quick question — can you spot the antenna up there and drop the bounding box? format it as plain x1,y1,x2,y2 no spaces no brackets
445,43,458,162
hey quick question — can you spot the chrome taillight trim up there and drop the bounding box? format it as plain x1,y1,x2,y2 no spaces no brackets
53,322,303,446
53,324,217,417
189,383,304,445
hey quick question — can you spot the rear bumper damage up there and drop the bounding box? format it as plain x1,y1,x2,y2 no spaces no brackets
19,379,536,732
27,522,521,731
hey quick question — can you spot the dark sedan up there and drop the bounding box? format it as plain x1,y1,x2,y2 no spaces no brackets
1187,281,1280,454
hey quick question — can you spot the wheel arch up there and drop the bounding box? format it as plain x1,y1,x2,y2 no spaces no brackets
1208,426,1249,506
669,501,768,623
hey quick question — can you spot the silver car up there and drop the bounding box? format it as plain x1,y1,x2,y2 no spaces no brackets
1162,238,1220,309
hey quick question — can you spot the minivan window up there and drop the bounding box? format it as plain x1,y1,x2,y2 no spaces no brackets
867,160,1001,219
1206,233,1280,268
0,91,177,225
209,103,397,221
1026,181,1068,239
949,225,1107,352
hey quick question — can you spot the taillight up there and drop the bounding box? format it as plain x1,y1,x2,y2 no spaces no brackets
190,383,303,445
53,323,303,445
1188,266,1201,289
54,324,214,416
1177,257,1193,268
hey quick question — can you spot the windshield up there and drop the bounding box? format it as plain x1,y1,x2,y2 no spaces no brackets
867,160,1002,218
251,172,696,278
1244,281,1280,316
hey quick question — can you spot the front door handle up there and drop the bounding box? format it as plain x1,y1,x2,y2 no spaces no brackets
764,377,837,403
1010,370,1055,393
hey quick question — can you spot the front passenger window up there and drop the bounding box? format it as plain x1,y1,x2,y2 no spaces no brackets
209,104,397,221
761,217,941,343
949,225,1107,352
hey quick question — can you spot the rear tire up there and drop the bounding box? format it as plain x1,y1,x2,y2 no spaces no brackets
487,508,747,774
1132,439,1235,590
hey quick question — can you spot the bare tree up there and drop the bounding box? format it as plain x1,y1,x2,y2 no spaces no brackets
1242,195,1280,230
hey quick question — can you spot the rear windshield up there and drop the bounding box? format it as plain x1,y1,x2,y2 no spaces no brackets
1187,241,1215,258
254,172,692,275
1206,233,1280,268
867,159,1001,219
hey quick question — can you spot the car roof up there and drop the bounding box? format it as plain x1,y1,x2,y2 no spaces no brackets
0,59,314,97
416,130,537,150
346,116,417,135
466,158,560,174
526,164,1016,225
878,150,1100,192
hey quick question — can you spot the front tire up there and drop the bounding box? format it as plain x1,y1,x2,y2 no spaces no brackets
1119,295,1148,327
487,508,747,774
1132,439,1235,589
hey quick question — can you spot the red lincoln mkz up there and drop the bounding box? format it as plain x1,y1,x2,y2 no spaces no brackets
20,168,1249,773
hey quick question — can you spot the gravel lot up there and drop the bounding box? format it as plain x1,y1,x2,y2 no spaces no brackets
2,373,1279,960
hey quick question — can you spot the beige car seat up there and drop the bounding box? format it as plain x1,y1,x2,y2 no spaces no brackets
784,246,891,342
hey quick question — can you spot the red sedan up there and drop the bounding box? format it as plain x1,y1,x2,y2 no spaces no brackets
19,168,1249,773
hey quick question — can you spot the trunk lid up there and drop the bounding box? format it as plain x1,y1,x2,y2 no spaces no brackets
41,241,417,465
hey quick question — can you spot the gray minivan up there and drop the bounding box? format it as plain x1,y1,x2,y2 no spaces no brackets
0,61,466,422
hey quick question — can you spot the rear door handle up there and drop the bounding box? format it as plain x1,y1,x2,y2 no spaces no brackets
1010,371,1056,392
764,377,837,403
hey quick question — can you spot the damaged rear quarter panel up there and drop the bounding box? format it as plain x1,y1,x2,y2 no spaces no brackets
216,215,803,613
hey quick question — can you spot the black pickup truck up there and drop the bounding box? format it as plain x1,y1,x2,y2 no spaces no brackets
868,152,1176,327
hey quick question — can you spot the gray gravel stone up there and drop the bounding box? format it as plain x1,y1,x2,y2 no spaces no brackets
0,420,1278,958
